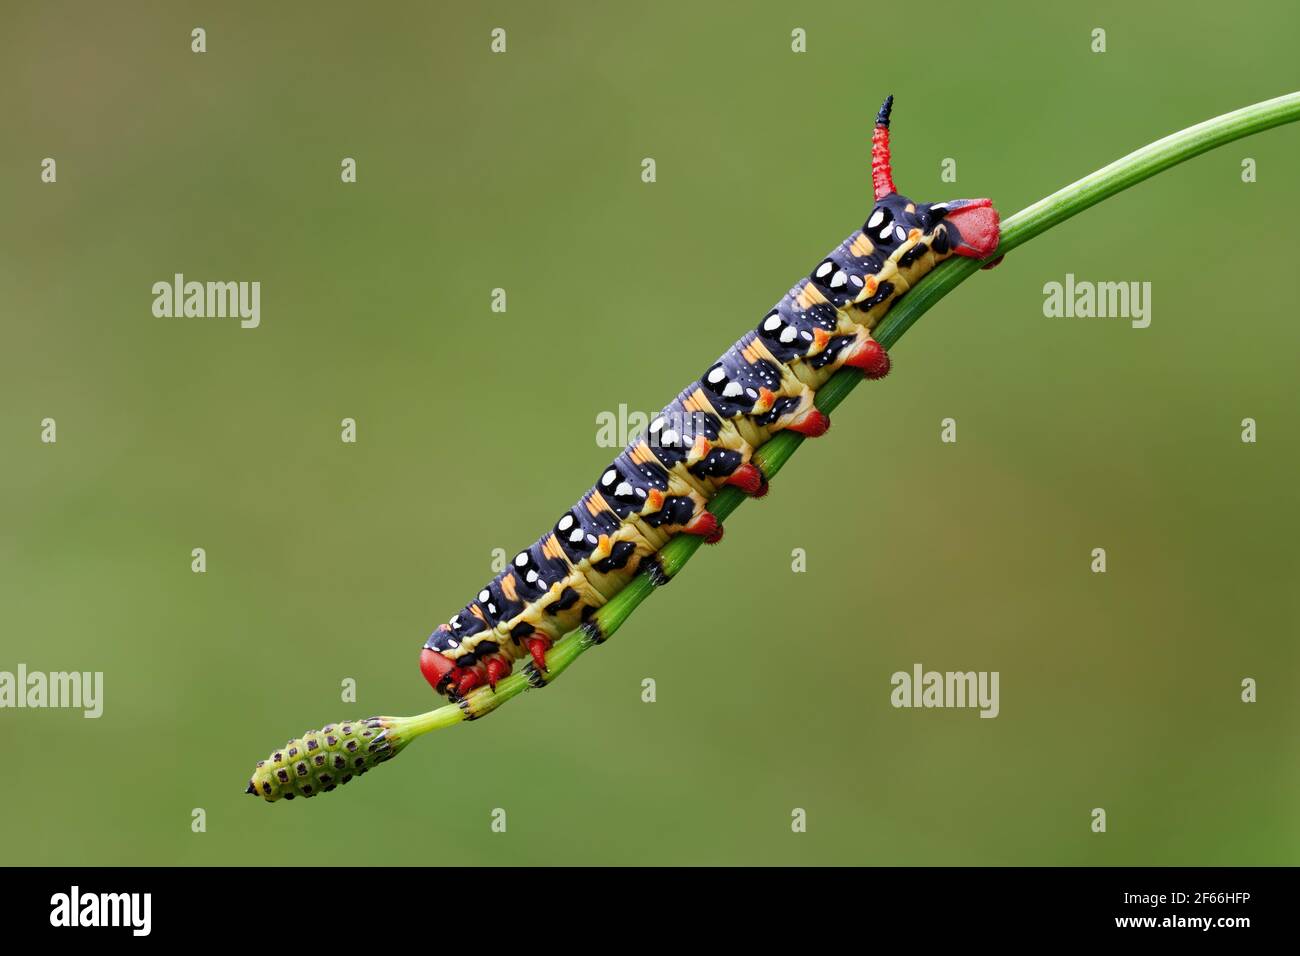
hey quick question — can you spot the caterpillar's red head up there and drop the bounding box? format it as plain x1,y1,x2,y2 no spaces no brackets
420,608,486,694
420,645,455,691
868,95,1000,261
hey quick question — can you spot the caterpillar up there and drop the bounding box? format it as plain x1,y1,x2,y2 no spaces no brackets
419,96,1001,700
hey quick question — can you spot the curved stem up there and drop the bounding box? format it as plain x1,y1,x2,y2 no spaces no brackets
310,92,1300,746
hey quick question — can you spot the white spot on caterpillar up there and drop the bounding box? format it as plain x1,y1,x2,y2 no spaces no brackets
526,570,539,582
514,552,529,567
650,416,665,432
779,326,797,344
478,589,490,602
707,366,726,384
867,209,884,228
569,529,584,543
830,271,846,288
558,515,574,531
815,261,833,278
799,330,812,341
763,315,782,332
879,226,892,240
849,274,864,287
894,225,906,241
601,469,617,486
615,481,633,497
662,428,680,444
722,382,743,398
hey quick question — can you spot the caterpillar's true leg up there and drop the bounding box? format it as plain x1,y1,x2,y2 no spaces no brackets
842,336,891,380
525,636,552,672
484,656,512,690
451,666,486,698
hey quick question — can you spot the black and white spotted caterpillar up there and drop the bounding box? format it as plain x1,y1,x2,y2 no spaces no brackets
420,96,1002,699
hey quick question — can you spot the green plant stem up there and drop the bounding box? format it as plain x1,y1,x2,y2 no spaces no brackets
320,92,1300,745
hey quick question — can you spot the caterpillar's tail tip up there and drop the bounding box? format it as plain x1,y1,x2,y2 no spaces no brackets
944,198,1001,260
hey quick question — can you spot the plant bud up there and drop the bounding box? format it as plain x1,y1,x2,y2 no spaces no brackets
245,716,410,802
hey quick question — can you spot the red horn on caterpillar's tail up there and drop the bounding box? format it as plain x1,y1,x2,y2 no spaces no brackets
871,94,896,201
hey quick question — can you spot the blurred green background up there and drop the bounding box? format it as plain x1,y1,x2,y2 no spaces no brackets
2,0,1297,866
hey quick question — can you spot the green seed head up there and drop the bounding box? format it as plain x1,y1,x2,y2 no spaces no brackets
246,716,411,802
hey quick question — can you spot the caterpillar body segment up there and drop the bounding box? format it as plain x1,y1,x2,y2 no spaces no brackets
421,96,1001,699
